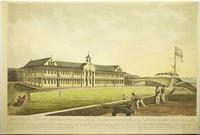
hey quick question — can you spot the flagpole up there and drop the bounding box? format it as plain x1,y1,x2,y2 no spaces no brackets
174,47,176,74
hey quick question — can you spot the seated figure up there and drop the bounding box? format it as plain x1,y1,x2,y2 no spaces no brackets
13,95,25,107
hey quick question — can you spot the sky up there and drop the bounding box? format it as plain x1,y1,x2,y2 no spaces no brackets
6,2,198,78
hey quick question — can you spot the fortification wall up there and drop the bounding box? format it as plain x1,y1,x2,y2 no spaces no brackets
47,96,155,116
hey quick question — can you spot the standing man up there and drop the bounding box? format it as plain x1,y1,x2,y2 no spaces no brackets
155,86,160,104
59,90,62,98
160,85,166,103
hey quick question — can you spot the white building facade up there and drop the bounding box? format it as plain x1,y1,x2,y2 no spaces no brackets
22,54,125,88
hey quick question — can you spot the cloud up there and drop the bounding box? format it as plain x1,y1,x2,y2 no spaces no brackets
7,2,198,77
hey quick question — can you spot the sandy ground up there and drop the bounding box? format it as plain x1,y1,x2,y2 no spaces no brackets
104,100,196,116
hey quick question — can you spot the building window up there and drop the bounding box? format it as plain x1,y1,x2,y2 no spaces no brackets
44,79,46,84
54,79,56,84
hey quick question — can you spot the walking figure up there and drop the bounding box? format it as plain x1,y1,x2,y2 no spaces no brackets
59,90,62,98
155,86,160,104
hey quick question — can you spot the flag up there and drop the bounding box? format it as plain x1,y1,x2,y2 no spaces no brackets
175,46,183,60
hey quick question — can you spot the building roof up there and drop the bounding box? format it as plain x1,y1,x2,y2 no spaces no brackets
94,64,119,72
55,61,84,69
23,57,51,67
22,57,121,72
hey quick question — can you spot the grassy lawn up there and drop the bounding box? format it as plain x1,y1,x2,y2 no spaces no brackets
18,86,171,115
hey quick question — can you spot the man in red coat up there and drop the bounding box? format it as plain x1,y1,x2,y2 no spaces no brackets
131,93,146,109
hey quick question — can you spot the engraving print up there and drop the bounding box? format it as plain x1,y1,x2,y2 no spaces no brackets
7,2,197,116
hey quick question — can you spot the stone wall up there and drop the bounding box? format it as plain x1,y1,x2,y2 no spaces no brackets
47,96,155,116
46,94,195,116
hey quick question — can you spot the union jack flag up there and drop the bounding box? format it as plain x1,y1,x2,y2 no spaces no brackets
175,46,183,60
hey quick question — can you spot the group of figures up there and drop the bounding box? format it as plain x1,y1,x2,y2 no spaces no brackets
111,92,146,116
155,85,166,104
122,85,166,111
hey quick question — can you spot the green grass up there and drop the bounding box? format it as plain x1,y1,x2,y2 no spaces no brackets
18,86,171,115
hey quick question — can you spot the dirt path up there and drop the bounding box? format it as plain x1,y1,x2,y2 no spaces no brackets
104,100,196,116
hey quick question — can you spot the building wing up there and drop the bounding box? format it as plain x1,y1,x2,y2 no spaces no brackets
22,57,121,72
20,55,125,88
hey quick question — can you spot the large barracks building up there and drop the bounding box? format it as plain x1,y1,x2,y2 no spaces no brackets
21,54,125,88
